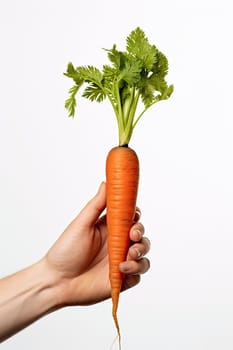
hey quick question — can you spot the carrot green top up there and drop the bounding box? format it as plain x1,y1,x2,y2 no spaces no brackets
64,27,173,146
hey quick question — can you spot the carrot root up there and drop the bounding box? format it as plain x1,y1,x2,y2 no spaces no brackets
106,146,139,343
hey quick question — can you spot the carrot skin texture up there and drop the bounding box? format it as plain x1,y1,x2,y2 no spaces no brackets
106,146,140,339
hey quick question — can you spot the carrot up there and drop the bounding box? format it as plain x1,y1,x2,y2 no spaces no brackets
64,27,173,346
106,146,139,339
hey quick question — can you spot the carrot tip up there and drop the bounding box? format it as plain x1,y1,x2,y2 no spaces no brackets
112,311,121,350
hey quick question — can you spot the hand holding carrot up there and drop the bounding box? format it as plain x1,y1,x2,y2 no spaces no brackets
44,181,150,307
0,182,150,343
65,28,172,338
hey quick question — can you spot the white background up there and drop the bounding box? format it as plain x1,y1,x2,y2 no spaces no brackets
0,0,232,349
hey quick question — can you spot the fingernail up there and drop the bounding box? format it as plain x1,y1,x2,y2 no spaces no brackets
134,208,141,222
134,229,142,240
134,247,142,259
97,181,105,194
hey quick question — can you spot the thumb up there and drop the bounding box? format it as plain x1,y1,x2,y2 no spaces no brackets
75,182,106,228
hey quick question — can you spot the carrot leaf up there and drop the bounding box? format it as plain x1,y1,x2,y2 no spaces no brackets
64,27,173,145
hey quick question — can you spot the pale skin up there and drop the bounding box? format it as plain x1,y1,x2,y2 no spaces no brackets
0,182,150,343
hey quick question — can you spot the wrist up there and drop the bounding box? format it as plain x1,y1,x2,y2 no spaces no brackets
0,259,62,342
35,258,65,311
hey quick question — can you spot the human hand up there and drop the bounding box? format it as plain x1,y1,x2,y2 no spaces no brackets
0,182,150,342
43,182,150,307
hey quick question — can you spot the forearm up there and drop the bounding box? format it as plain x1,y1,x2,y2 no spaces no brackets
0,260,60,342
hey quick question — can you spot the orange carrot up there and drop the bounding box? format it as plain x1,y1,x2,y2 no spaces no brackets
106,146,139,340
64,27,173,346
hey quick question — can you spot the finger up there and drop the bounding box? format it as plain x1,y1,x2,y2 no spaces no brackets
119,257,150,275
129,222,145,242
133,207,141,223
71,182,106,229
121,275,141,292
128,237,151,261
